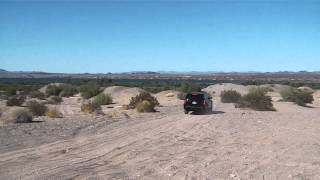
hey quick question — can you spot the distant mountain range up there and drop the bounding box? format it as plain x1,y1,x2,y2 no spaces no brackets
0,69,320,80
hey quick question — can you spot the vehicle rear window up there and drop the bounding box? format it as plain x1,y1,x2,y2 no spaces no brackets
186,93,204,101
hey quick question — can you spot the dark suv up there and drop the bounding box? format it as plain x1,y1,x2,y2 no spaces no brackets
184,92,213,114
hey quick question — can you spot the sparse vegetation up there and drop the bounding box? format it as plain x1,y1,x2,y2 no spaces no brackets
177,92,186,100
94,93,112,105
128,92,159,112
7,88,17,96
280,87,314,106
236,87,275,111
29,91,46,100
179,83,202,93
46,85,63,96
220,90,241,103
81,101,101,113
136,100,155,112
59,85,78,97
11,109,33,123
80,82,101,99
46,84,78,97
47,96,63,104
6,96,25,106
45,108,62,118
26,101,48,116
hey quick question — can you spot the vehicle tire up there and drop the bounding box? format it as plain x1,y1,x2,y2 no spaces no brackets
184,110,188,114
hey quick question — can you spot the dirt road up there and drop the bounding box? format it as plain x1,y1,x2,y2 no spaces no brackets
1,101,320,179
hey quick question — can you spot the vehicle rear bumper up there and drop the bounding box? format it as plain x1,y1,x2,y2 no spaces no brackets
184,105,205,111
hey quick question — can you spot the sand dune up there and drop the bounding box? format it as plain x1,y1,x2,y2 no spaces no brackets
102,86,146,105
154,90,182,106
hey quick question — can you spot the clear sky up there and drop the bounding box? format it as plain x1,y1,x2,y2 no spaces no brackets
0,1,319,73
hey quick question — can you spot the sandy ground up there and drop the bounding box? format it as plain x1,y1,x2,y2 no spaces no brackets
1,89,320,179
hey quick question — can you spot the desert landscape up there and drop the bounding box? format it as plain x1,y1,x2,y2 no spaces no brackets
2,1,320,179
1,83,320,179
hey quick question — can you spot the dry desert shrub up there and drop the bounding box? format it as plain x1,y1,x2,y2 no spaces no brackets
6,109,33,123
26,100,48,116
81,101,101,114
47,96,62,104
6,96,25,106
29,91,46,100
280,87,314,106
236,87,275,111
136,100,155,112
80,81,101,99
128,92,159,112
45,107,62,118
220,90,241,103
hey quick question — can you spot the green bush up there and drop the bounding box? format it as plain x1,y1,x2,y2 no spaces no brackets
236,87,275,111
81,101,101,114
29,91,46,100
46,85,63,96
94,93,112,105
136,100,155,112
59,85,78,97
220,90,241,103
179,83,202,93
6,96,25,106
46,84,78,97
47,96,63,104
80,82,101,99
128,92,159,110
280,87,314,106
26,100,48,116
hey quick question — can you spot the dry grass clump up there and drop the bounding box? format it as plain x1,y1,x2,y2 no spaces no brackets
165,92,175,97
6,96,25,106
94,93,112,105
236,87,275,111
128,92,159,112
220,90,241,103
45,107,62,118
280,87,314,106
47,96,62,104
136,100,155,112
81,101,101,114
106,110,129,118
26,100,48,116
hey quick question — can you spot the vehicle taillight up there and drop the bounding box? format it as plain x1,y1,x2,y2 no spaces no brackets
184,98,189,104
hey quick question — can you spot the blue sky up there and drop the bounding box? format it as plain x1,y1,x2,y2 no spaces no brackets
0,1,319,73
